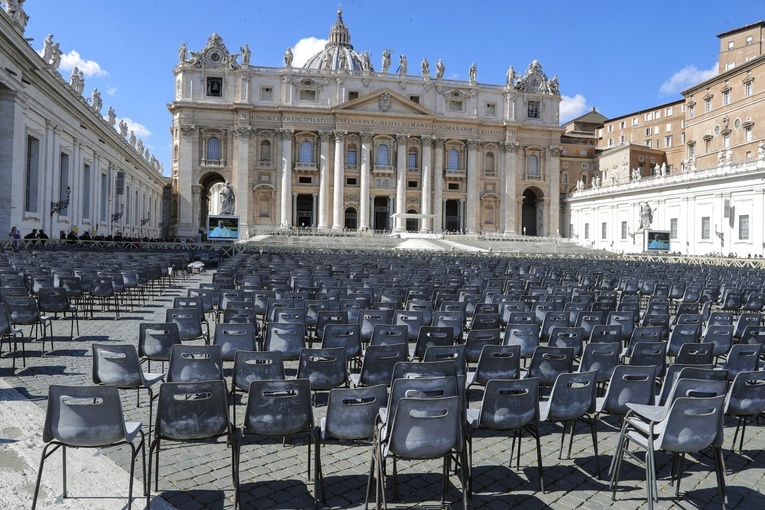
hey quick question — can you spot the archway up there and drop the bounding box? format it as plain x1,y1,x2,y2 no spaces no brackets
373,196,390,231
296,194,314,228
345,207,357,230
406,209,418,232
444,200,462,233
199,172,227,228
521,188,542,236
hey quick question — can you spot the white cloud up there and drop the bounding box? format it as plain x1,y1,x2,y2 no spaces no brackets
560,94,589,123
120,117,151,138
59,50,108,78
659,63,717,95
105,86,117,96
291,37,327,67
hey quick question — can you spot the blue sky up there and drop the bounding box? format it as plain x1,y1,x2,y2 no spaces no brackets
19,0,764,175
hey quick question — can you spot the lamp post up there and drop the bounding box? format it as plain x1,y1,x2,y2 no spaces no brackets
50,186,71,216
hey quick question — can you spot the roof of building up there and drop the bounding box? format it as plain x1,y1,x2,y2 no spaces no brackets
717,20,765,38
302,10,367,72
563,107,608,127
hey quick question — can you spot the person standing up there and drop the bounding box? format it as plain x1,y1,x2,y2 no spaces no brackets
36,228,48,246
8,226,20,250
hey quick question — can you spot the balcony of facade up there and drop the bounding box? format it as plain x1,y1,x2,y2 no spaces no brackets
201,158,226,168
372,165,396,177
294,161,318,175
444,168,466,181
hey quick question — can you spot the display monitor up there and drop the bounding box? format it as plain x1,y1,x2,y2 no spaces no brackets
645,230,670,252
207,215,239,241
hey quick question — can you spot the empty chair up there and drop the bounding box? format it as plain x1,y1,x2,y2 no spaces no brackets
607,312,635,344
725,370,765,451
350,342,408,387
406,299,433,326
297,346,348,404
411,325,454,360
466,344,521,395
708,311,734,326
165,307,210,345
539,370,600,479
423,344,467,377
369,323,408,346
596,364,657,417
391,359,459,383
431,310,464,342
222,308,259,326
138,322,181,371
674,341,714,365
149,380,234,504
229,350,285,424
656,365,726,407
579,342,621,388
359,309,391,344
464,328,502,364
701,324,734,359
589,324,622,344
394,310,425,343
721,343,761,380
89,276,120,319
503,324,541,360
37,287,79,341
641,314,671,340
540,311,569,342
212,322,258,361
5,295,53,354
32,385,146,510
468,313,501,331
314,310,348,344
574,311,605,339
548,326,585,358
264,322,307,360
740,324,765,347
523,346,575,391
321,323,362,369
734,312,762,340
167,344,223,383
236,379,320,509
0,303,23,369
666,323,701,359
466,378,543,493
625,326,664,356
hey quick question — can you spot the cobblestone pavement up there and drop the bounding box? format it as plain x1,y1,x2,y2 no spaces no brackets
2,268,765,509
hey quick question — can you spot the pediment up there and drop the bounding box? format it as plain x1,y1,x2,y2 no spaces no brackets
336,88,435,117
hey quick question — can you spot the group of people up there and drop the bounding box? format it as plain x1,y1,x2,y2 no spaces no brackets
8,227,49,249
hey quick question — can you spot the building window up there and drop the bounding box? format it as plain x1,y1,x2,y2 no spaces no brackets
645,128,651,137
407,180,418,189
601,222,607,240
581,173,587,184
259,140,271,164
608,125,614,133
688,105,695,118
584,223,590,240
298,176,312,184
347,144,358,166
527,154,539,178
645,140,652,148
206,77,222,97
739,215,750,240
299,141,314,163
377,144,390,166
24,135,40,213
448,100,463,111
59,153,70,216
670,218,678,239
581,163,588,169
620,135,626,144
260,87,273,100
745,82,753,97
346,177,357,186
348,91,359,101
562,162,569,168
447,182,460,191
409,95,420,104
206,137,221,161
408,148,418,169
745,126,753,142
688,144,695,158
704,98,712,112
608,138,614,147
447,149,459,170
728,41,735,50
100,173,108,222
484,152,495,176
485,103,496,116
747,36,753,45
621,221,627,239
527,101,540,119
562,172,568,183
299,89,317,101
701,217,711,240
665,136,672,148
82,164,91,219
619,121,625,129
723,90,730,105
726,62,735,71
723,134,730,148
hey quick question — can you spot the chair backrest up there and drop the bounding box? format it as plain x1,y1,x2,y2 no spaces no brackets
92,343,143,388
394,310,425,342
540,311,569,341
356,343,409,386
734,312,762,339
165,307,204,341
44,384,127,446
722,344,761,379
674,341,714,365
607,312,635,341
708,311,733,326
314,310,349,339
464,328,502,363
545,370,597,421
423,345,467,377
589,324,622,344
297,347,348,391
370,323,408,346
476,378,539,430
503,324,541,358
156,380,230,440
469,313,501,331
471,344,521,386
412,326,454,360
548,326,585,357
526,346,574,386
387,396,462,458
657,395,726,453
264,322,306,360
222,308,259,326
386,375,459,426
138,322,182,362
667,323,701,356
726,371,765,417
359,308,392,341
579,342,620,383
321,323,362,359
232,350,285,391
213,322,258,361
658,366,725,406
599,364,656,415
37,287,71,313
391,360,459,383
5,295,40,324
431,311,464,340
167,344,223,382
740,325,765,346
323,385,388,440
701,324,734,356
173,296,205,316
574,311,604,336
242,379,313,435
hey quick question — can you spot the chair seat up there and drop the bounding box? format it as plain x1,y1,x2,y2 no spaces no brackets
142,372,165,386
125,420,143,442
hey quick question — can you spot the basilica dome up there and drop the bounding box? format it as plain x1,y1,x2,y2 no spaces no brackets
302,10,370,72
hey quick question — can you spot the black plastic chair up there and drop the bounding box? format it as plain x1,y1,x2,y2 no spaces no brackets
5,295,53,354
230,350,285,425
167,344,223,382
138,322,182,372
33,385,146,510
297,346,348,404
725,370,765,451
0,303,24,369
411,325,454,360
165,307,210,345
349,343,408,387
37,287,79,341
264,322,307,360
212,322,258,362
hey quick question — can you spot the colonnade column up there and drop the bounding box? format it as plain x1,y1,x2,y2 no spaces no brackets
433,138,444,234
318,131,331,231
503,142,519,234
369,194,376,230
331,130,347,231
466,140,479,233
279,128,294,228
178,125,196,234
548,145,562,236
359,132,373,230
459,198,465,233
234,125,251,236
292,192,298,225
312,192,318,228
70,138,81,225
394,133,408,232
387,196,393,230
191,184,202,231
420,136,433,232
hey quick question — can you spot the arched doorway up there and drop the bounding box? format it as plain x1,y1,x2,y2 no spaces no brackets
199,172,227,228
521,188,542,236
406,209,418,232
345,207,357,230
444,200,462,233
296,194,314,228
373,196,390,231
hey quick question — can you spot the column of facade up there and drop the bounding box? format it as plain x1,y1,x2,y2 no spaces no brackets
459,199,465,232
387,196,393,230
43,121,56,232
420,136,433,232
292,192,298,225
177,125,196,235
191,184,202,235
278,128,294,228
69,138,81,226
548,145,562,236
433,138,444,233
312,193,318,227
394,134,408,232
233,125,251,236
331,130,347,231
503,142,519,234
359,132,373,230
466,140,480,233
317,131,331,230
92,152,101,232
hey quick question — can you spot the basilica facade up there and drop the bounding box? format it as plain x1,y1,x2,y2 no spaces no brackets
168,10,563,239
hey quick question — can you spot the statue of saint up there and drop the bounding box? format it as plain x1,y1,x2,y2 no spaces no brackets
42,34,54,63
241,44,251,65
468,63,477,82
421,58,429,78
91,88,102,113
119,120,128,138
361,51,371,71
50,42,61,70
726,149,733,163
284,47,293,67
381,49,391,73
137,139,144,154
506,65,516,86
398,54,407,75
639,202,653,230
718,150,724,165
660,162,667,176
435,58,445,80
106,106,116,127
69,67,84,94
220,181,235,215
178,43,187,63
129,130,136,148
759,141,765,159
548,74,559,94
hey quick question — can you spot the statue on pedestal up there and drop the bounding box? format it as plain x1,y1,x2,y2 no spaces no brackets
91,88,102,113
106,106,116,127
468,62,477,82
435,59,445,79
421,58,429,78
69,67,84,94
220,181,235,215
381,49,391,73
283,47,293,67
241,44,251,65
